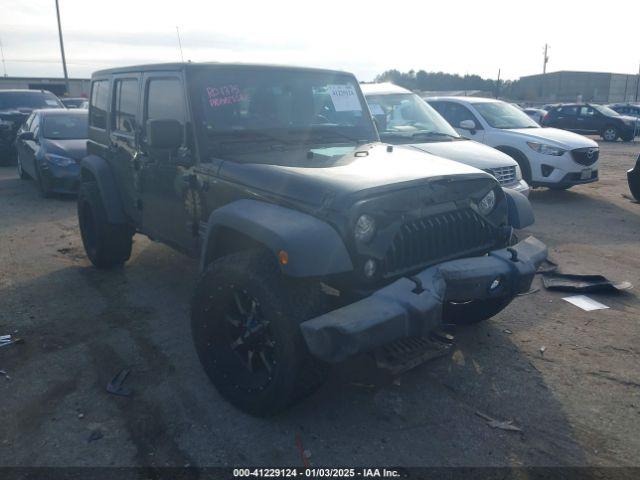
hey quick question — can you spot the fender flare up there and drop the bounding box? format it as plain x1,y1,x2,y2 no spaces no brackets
80,155,126,224
200,199,353,277
503,188,535,229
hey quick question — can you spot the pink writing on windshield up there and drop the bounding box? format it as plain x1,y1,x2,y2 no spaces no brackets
206,85,247,107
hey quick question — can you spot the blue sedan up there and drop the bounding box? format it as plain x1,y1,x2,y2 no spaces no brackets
15,109,87,196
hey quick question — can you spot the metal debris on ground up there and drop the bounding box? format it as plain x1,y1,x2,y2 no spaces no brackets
375,335,453,375
563,295,610,312
503,329,513,334
517,288,540,296
106,368,132,397
543,273,632,294
475,411,523,432
536,259,558,274
0,335,24,349
539,346,546,356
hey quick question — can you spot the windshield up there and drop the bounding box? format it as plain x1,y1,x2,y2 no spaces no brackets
0,92,63,110
42,114,88,139
473,101,540,129
365,93,460,142
189,67,378,161
593,105,620,117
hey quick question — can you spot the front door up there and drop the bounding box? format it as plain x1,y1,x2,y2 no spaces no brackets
576,106,601,134
109,74,142,224
138,73,196,253
440,102,486,142
552,105,578,131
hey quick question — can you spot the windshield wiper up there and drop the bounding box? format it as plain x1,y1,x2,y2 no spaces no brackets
305,129,364,144
207,130,293,145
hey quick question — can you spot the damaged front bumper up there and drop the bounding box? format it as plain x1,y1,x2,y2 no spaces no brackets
301,236,547,363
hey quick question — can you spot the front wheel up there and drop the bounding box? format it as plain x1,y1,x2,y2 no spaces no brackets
78,181,133,268
444,296,513,325
191,250,327,416
601,126,619,142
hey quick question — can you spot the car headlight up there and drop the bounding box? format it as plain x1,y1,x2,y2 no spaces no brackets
514,164,522,181
354,214,376,243
477,190,496,215
44,154,75,167
526,142,566,156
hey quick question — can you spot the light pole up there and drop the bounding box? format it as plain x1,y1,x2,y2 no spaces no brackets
55,0,70,96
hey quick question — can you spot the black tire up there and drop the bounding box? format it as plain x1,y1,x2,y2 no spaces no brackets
549,184,572,191
601,126,619,142
444,296,513,325
17,154,29,180
191,250,327,416
621,133,635,142
78,181,133,268
35,165,51,198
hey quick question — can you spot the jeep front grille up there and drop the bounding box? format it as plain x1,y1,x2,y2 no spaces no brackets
571,147,599,166
382,208,497,277
486,166,517,186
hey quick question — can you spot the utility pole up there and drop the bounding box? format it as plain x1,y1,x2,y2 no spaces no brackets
636,62,640,102
0,36,7,77
55,0,70,96
176,26,185,63
541,44,549,101
495,68,501,99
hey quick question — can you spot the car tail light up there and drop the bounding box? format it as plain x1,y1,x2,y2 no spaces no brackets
541,113,549,125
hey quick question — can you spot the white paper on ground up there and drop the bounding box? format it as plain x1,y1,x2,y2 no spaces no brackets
563,295,609,311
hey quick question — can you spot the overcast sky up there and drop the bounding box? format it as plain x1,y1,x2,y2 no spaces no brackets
1,0,639,81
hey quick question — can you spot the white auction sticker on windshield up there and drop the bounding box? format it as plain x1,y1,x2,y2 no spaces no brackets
45,99,59,106
327,84,362,112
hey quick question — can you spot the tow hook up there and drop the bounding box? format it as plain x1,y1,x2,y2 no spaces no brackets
507,247,519,262
408,276,425,294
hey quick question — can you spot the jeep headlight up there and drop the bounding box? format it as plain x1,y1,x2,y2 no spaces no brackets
515,164,522,181
354,214,376,243
526,141,565,156
44,153,75,167
477,190,496,215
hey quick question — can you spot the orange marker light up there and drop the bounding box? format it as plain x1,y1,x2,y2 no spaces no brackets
278,250,289,265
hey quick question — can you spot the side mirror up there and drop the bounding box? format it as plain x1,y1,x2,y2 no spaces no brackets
459,119,476,131
146,119,183,150
18,131,35,141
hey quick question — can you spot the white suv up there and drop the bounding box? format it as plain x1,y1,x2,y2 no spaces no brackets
361,83,529,195
427,97,599,190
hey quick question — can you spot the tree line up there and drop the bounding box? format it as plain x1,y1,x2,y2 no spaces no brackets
373,69,516,96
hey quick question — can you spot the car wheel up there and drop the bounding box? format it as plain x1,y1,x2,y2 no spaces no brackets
601,126,619,142
496,147,532,184
35,165,51,198
191,249,327,416
17,154,29,180
621,133,634,142
78,181,133,268
443,296,513,325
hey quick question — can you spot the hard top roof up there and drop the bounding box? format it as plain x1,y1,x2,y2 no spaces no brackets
360,83,412,95
92,62,352,79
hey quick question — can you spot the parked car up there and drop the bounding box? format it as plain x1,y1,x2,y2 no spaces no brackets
541,103,637,141
0,89,65,165
427,97,600,190
608,103,640,130
60,97,87,109
522,108,547,124
15,109,87,196
362,83,529,195
78,62,546,415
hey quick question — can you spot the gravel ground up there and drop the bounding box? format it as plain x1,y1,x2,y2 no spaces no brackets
0,139,639,467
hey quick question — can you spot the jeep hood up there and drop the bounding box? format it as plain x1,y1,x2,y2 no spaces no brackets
218,143,492,206
409,139,516,169
508,127,598,149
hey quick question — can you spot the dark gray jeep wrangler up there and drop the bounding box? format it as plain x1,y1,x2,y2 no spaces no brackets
78,62,547,415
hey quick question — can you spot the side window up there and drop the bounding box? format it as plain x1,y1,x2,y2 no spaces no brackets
112,78,139,134
445,103,481,128
30,114,40,136
557,106,577,116
579,106,596,117
90,80,109,129
146,78,185,124
23,112,35,131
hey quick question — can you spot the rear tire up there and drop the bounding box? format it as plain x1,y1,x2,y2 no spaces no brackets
444,296,513,325
78,181,133,268
17,154,29,180
601,126,619,142
191,250,327,416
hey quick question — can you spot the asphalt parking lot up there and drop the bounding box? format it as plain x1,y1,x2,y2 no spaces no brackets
1,139,639,468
